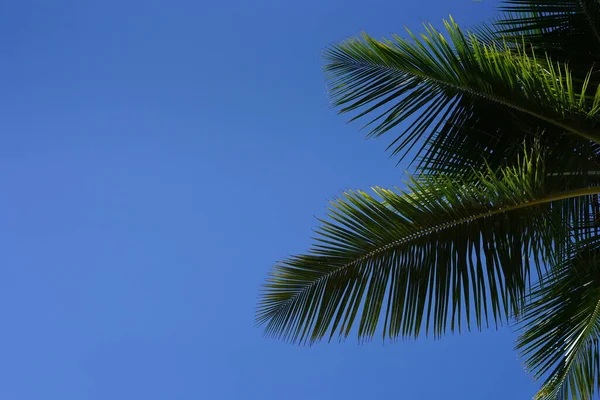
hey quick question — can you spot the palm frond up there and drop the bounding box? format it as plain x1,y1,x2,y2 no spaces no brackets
497,0,600,76
324,17,600,174
517,236,600,400
257,149,600,344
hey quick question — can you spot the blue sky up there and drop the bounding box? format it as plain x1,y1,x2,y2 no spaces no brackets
0,0,538,398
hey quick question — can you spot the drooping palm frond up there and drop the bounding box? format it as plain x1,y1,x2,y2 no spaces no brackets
497,0,600,78
517,236,600,400
324,17,600,174
257,149,600,344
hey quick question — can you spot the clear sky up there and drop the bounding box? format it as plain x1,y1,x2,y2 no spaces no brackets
0,0,538,398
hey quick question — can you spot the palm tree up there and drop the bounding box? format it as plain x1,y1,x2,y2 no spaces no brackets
257,1,600,398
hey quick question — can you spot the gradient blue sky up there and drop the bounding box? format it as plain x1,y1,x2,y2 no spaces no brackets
0,0,538,398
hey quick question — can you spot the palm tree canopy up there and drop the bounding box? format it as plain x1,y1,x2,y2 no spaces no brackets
258,2,600,399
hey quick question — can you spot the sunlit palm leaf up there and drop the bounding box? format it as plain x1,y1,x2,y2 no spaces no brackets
517,237,600,400
324,17,600,174
257,149,600,344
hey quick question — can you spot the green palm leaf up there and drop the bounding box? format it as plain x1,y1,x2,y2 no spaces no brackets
325,17,600,173
517,237,600,400
497,0,600,77
257,149,600,344
258,6,600,397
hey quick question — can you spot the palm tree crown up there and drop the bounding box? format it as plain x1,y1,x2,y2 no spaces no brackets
257,1,600,398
